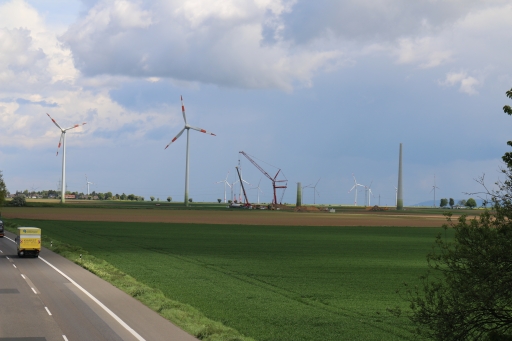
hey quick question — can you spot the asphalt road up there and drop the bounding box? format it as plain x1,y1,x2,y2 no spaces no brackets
0,232,199,341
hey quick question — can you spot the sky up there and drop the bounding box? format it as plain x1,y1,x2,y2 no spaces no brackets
1,0,512,206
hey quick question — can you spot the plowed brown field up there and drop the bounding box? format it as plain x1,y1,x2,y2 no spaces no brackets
0,207,458,227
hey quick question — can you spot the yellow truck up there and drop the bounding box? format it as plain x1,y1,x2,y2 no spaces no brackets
15,227,41,258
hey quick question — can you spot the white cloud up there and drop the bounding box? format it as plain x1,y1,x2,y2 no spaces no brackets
394,36,452,68
441,71,479,95
60,0,341,90
0,0,173,150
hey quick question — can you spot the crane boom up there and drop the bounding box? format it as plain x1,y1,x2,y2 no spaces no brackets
239,151,287,205
239,151,275,181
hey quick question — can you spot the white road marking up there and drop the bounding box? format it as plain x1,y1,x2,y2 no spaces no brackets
31,287,37,294
6,256,9,260
13,264,16,268
0,249,3,253
62,335,68,341
21,274,26,279
39,257,146,341
5,235,146,341
45,307,52,316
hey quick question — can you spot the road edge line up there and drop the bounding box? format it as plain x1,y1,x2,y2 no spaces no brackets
5,236,146,341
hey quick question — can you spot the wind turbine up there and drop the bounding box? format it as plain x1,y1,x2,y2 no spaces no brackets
394,186,398,206
305,178,321,204
431,175,440,207
85,174,93,196
348,174,365,206
47,113,86,203
216,171,231,203
251,178,264,204
365,181,374,206
165,96,216,206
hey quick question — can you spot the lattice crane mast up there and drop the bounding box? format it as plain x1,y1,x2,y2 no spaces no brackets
239,151,287,205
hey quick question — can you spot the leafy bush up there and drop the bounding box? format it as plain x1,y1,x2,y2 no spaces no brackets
10,195,26,207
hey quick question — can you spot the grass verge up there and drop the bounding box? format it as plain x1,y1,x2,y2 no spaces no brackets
3,221,254,341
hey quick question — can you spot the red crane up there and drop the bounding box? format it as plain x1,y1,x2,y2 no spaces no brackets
239,151,287,205
236,166,250,207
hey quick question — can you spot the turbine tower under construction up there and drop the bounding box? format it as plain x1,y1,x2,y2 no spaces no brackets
397,143,404,210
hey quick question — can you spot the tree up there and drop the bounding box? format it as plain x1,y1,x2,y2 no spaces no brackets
150,196,155,202
189,198,193,203
407,88,512,340
167,196,172,202
127,194,135,201
0,171,6,206
466,198,477,209
217,198,222,203
120,193,126,200
449,198,455,208
458,199,467,207
440,198,448,208
10,194,26,207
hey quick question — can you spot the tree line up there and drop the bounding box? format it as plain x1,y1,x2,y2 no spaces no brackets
439,197,477,208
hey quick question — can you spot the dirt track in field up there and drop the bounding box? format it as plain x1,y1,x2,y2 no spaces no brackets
0,207,463,227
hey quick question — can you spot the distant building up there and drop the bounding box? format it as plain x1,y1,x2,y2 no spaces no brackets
65,194,76,199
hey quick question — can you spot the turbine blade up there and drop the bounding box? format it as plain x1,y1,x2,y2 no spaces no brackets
64,122,87,131
181,95,187,124
56,133,64,156
164,127,186,149
47,113,63,131
188,125,216,136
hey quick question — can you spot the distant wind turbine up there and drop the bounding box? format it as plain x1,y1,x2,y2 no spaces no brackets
216,171,231,203
348,174,365,206
165,96,216,206
305,178,321,204
251,178,264,204
47,113,86,203
365,181,374,206
430,175,440,207
85,174,93,195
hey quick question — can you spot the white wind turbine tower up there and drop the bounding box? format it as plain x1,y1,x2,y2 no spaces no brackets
251,178,264,204
47,113,86,204
165,96,216,206
216,171,231,203
394,187,398,206
431,175,440,207
365,181,374,206
348,174,365,206
305,178,321,204
85,174,93,195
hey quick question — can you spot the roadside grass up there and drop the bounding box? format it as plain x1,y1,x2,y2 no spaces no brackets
4,219,449,341
3,221,254,341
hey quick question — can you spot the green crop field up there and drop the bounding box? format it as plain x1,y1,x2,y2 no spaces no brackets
8,218,448,341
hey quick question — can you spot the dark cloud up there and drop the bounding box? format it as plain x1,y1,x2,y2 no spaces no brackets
279,0,499,44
